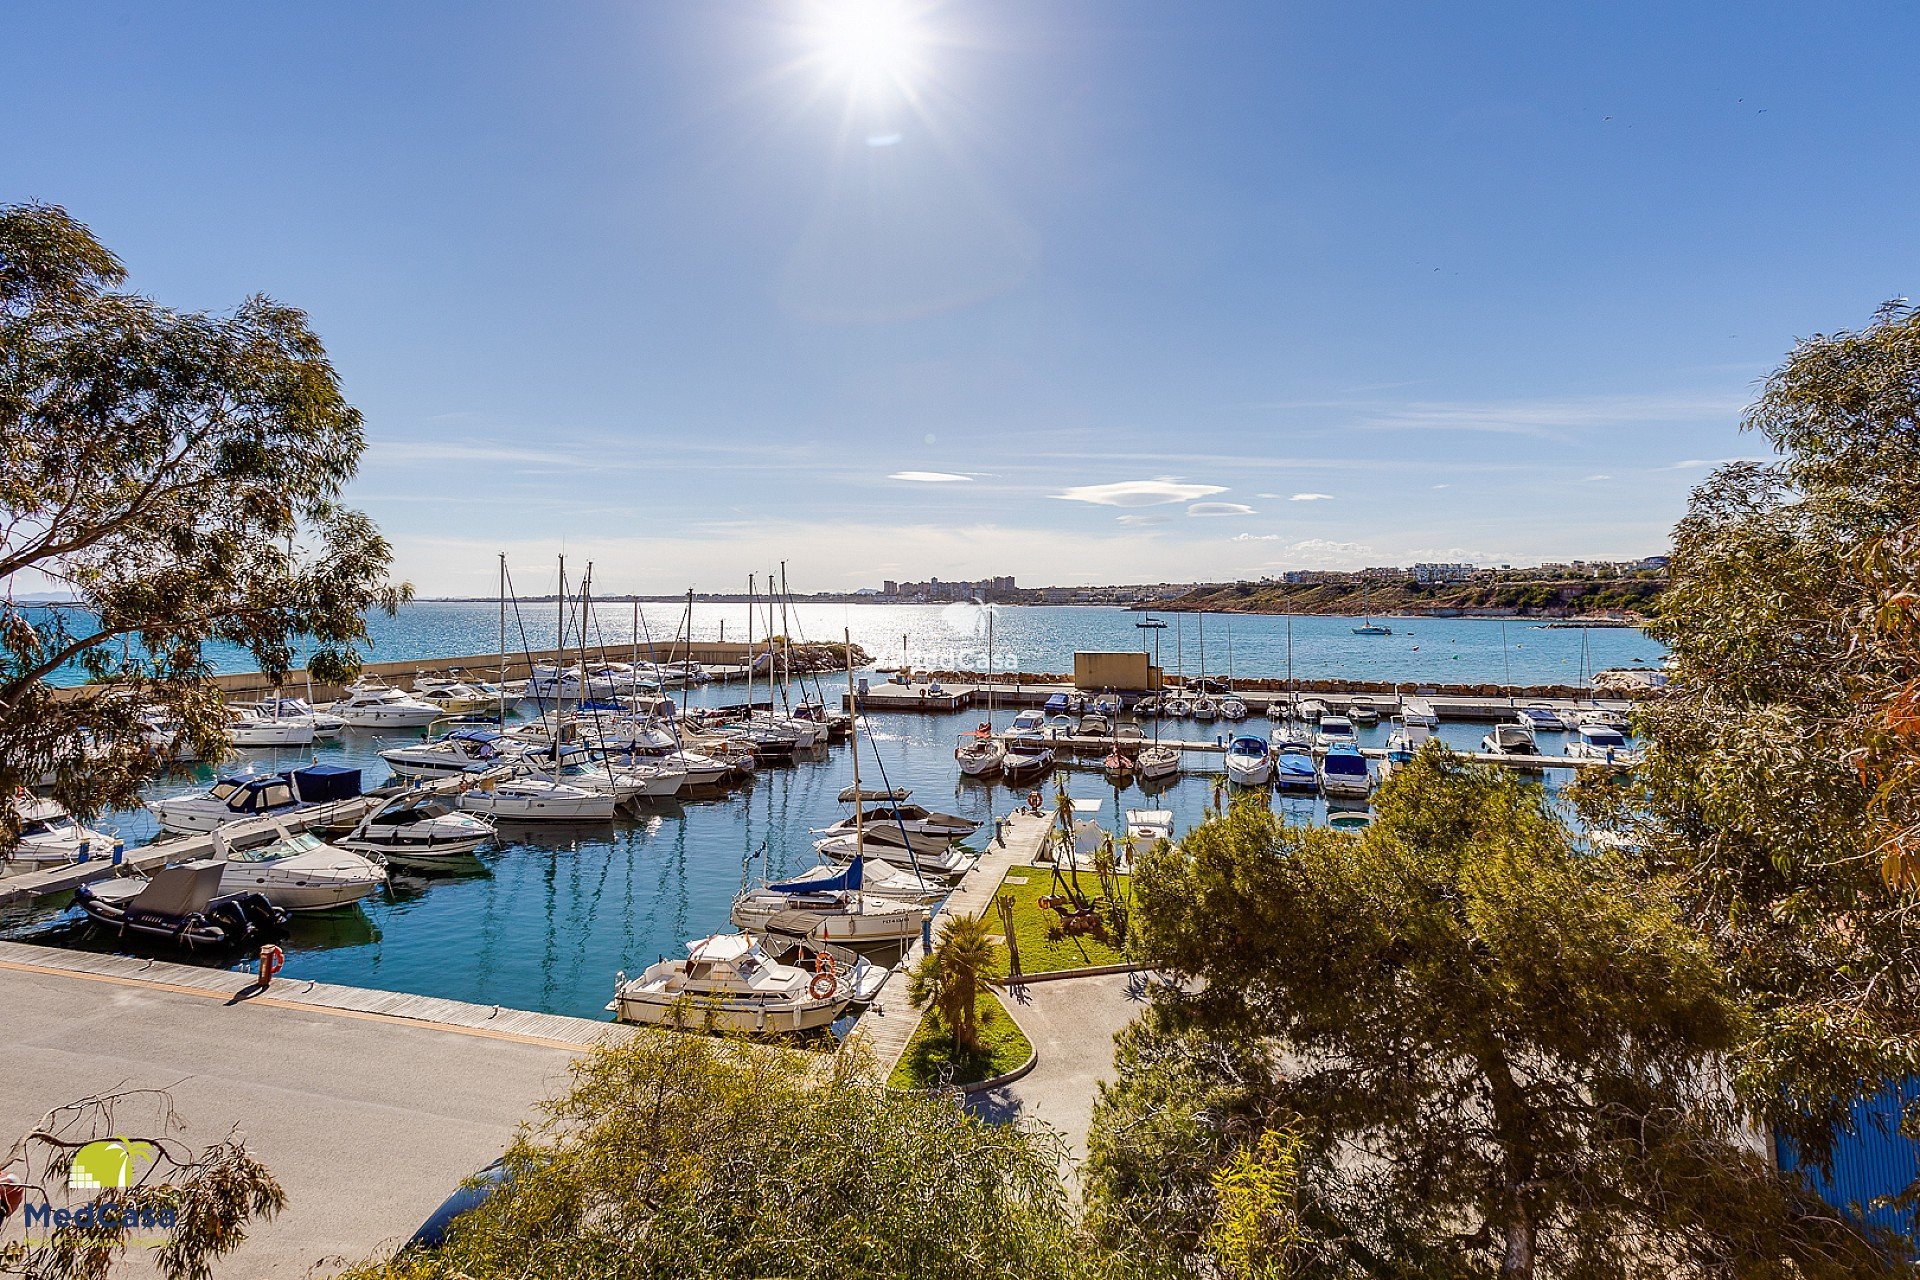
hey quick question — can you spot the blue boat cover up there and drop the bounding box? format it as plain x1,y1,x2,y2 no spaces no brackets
768,859,863,894
1044,694,1070,712
1322,748,1368,776
1277,753,1316,777
292,764,362,802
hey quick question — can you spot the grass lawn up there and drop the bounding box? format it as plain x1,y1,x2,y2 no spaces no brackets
985,864,1133,978
887,989,1033,1090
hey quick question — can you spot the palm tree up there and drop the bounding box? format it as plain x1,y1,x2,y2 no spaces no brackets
908,912,998,1053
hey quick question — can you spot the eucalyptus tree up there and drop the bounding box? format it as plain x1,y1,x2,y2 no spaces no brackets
1088,752,1897,1279
0,203,405,833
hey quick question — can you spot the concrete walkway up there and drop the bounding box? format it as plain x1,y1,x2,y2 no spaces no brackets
968,971,1151,1167
0,945,618,1275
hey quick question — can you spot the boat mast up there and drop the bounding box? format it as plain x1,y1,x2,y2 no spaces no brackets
846,629,862,854
556,553,568,721
498,552,508,725
745,574,755,718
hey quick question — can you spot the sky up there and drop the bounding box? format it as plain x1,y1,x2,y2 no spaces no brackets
6,1,1918,595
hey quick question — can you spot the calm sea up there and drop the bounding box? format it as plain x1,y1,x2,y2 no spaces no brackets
9,604,1664,1019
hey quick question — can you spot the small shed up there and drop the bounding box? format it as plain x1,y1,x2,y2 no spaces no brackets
1073,651,1160,692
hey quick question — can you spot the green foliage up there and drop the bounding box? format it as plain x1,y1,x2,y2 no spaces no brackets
887,989,1033,1090
340,1034,1108,1280
1205,1127,1307,1280
1626,301,1920,1165
0,202,407,832
1088,754,1900,1278
987,866,1132,977
909,912,998,1052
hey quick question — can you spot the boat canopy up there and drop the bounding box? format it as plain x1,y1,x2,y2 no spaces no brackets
132,860,227,915
1322,748,1369,776
838,786,911,804
769,859,863,894
1228,736,1269,754
1044,694,1070,713
292,765,362,803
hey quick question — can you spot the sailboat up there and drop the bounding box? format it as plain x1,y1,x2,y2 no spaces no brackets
955,604,1005,777
1190,612,1218,720
1220,615,1248,720
1352,583,1393,635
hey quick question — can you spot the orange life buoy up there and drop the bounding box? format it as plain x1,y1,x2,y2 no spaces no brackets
809,969,837,1000
1027,791,1043,814
257,944,285,987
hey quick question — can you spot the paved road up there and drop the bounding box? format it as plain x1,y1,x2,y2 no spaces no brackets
0,965,581,1276
968,972,1150,1172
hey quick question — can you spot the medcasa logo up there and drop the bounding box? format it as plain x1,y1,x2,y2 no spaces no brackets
69,1138,158,1191
5,1137,180,1237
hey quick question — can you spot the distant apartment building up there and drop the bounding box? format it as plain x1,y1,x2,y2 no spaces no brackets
1412,562,1475,583
879,575,1017,601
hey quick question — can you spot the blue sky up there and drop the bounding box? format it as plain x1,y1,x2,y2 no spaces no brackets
6,1,1916,594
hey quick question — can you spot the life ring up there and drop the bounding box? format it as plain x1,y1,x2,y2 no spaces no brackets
1027,791,1043,814
809,969,837,1000
257,944,285,986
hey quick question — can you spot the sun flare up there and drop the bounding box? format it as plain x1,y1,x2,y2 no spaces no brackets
811,0,924,91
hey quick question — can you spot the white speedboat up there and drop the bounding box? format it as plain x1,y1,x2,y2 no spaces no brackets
381,727,528,779
455,777,617,821
1274,741,1318,792
1346,698,1382,725
1137,742,1180,781
813,831,974,878
771,856,947,904
1191,695,1218,722
248,697,345,737
336,793,496,861
522,751,684,804
610,933,876,1033
1002,739,1055,782
1481,723,1538,756
1296,698,1329,723
1516,705,1570,736
1566,724,1634,763
1399,696,1438,728
329,680,444,729
410,676,497,714
1219,695,1249,721
1319,745,1373,800
730,859,929,947
1224,735,1274,786
213,827,386,911
1122,809,1174,860
1380,721,1432,783
227,705,317,748
148,765,362,835
6,794,119,876
823,798,978,842
1576,706,1629,731
1314,715,1358,752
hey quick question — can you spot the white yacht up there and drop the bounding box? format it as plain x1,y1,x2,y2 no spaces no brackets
813,830,974,878
1137,742,1181,781
336,793,496,861
954,725,1004,778
213,826,386,911
1398,696,1439,728
6,794,119,876
767,856,947,904
1576,706,1630,731
226,705,316,748
1005,709,1047,742
455,776,617,821
328,680,444,729
1219,695,1249,721
730,859,929,947
610,933,877,1033
1566,724,1634,763
247,697,345,737
1318,746,1373,800
1481,723,1538,756
1314,715,1358,751
1346,697,1382,725
1224,735,1274,786
823,797,978,843
148,765,362,835
521,750,683,804
381,727,528,779
1296,698,1330,723
409,675,497,714
1516,705,1571,736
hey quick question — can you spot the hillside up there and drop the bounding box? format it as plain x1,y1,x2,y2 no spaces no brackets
1157,576,1664,619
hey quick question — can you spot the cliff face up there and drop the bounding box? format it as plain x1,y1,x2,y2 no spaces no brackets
1158,578,1664,618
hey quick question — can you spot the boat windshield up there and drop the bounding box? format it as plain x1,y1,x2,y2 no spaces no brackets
208,781,243,802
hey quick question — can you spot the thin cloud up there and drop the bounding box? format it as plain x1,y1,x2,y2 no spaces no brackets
1290,492,1336,502
1584,474,1613,482
1188,502,1257,518
889,470,973,483
1431,483,1452,490
1232,533,1283,542
1660,456,1771,471
1116,513,1171,527
1054,479,1227,507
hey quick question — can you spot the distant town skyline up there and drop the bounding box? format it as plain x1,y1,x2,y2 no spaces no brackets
6,2,1915,595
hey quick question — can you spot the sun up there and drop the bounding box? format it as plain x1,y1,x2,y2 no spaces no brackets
811,0,924,92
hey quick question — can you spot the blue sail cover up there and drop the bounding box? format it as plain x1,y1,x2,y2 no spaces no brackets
768,858,863,894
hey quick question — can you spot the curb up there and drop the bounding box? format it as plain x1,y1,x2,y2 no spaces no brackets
957,1044,1038,1094
998,962,1149,986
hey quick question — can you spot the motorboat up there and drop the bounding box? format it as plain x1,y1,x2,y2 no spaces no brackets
813,831,975,879
1516,705,1570,736
148,765,362,835
409,676,497,715
1001,739,1055,782
212,826,387,911
6,794,119,876
1314,715,1358,752
824,798,978,842
1124,808,1174,848
1319,745,1373,800
521,748,683,804
1274,741,1319,793
1224,735,1274,786
1481,723,1538,756
1137,743,1181,781
336,793,496,861
381,727,528,779
1576,706,1630,731
1346,698,1382,725
246,697,345,737
455,777,618,822
1191,695,1218,722
1565,724,1634,763
1005,709,1048,741
1398,696,1439,728
74,860,287,950
1077,712,1113,739
226,705,317,748
1163,695,1193,717
1219,695,1249,721
610,933,883,1034
1296,698,1329,723
1351,622,1392,636
729,858,929,947
955,724,1004,778
328,680,444,729
1133,695,1160,716
1379,721,1430,783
